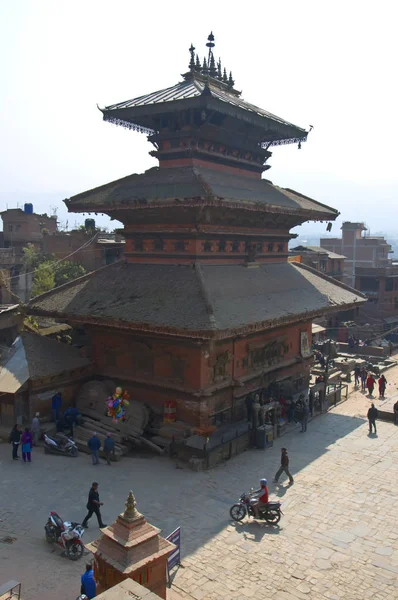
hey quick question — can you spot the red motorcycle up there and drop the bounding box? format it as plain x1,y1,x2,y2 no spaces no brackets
44,511,85,560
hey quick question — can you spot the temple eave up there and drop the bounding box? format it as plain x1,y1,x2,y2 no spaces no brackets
29,296,365,341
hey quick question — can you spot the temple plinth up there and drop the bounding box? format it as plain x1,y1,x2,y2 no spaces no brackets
85,491,176,600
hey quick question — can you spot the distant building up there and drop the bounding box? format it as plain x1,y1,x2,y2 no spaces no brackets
0,205,58,301
320,222,393,287
1,206,58,255
321,222,398,323
43,230,124,272
289,245,345,282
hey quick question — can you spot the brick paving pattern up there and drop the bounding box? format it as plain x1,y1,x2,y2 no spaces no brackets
1,365,398,599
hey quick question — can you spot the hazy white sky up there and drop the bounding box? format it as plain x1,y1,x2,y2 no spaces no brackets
1,0,397,235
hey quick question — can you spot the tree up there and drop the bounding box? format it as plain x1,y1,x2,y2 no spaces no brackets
54,261,86,287
31,261,55,297
22,244,48,272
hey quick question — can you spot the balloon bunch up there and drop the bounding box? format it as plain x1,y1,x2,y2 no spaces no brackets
106,386,130,422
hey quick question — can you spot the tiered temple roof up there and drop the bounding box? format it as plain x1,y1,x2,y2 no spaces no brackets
29,261,365,339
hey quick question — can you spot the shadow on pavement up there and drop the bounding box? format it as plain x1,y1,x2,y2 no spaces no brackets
232,521,281,542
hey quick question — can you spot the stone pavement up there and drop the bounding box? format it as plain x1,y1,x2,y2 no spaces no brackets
1,367,398,600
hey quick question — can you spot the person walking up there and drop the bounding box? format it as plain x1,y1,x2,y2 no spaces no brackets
52,391,62,422
394,400,398,425
245,393,253,422
81,482,107,528
366,373,376,396
273,447,294,484
88,433,101,465
300,402,309,433
80,563,96,599
21,427,33,462
9,424,21,460
360,367,367,392
378,374,387,399
31,412,41,446
103,433,115,466
354,365,361,387
367,403,378,434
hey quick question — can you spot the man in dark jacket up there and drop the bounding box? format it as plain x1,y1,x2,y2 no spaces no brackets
9,424,21,460
81,482,106,528
88,433,101,465
273,447,294,484
103,433,115,465
367,403,378,434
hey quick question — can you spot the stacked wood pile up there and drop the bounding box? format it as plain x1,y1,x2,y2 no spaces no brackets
73,417,127,460
147,421,193,452
76,379,165,455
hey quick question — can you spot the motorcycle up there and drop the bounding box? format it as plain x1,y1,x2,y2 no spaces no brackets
44,433,78,457
230,491,282,524
45,511,85,560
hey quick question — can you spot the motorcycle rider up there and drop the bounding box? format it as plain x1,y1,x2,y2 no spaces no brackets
251,478,269,518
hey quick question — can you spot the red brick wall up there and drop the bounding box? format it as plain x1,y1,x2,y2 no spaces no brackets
84,322,312,427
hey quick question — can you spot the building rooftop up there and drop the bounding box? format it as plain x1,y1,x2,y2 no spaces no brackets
291,245,346,260
100,32,309,148
102,77,308,146
28,261,366,339
65,165,338,220
0,332,91,393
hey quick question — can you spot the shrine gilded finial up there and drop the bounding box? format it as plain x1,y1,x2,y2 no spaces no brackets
123,490,139,521
217,58,222,80
189,44,196,71
206,32,216,77
182,32,238,91
195,54,201,72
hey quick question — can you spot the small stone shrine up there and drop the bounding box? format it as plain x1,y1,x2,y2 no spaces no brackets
85,491,176,599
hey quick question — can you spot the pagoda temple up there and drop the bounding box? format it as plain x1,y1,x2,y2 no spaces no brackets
29,34,365,427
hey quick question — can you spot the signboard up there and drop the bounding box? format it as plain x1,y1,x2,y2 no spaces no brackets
300,331,311,358
166,527,181,572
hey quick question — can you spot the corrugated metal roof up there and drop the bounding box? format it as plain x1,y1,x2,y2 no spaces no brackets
0,337,29,393
0,333,91,393
104,78,304,132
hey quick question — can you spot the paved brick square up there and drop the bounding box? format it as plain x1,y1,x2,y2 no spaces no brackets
1,367,398,599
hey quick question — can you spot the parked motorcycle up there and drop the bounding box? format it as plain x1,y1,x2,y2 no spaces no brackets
44,433,78,457
230,491,282,524
45,511,85,560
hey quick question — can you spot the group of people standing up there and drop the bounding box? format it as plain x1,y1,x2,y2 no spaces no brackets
354,366,387,398
9,425,33,462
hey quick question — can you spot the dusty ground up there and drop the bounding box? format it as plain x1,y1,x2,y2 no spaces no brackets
1,365,398,600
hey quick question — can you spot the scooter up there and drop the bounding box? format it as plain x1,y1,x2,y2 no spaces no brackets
44,433,78,457
44,511,85,560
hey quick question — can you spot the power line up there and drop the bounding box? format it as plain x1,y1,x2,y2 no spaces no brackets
8,232,99,281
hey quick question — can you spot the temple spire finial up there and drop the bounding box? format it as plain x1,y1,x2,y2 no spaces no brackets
228,71,235,88
222,67,228,83
217,59,222,80
189,44,196,71
206,32,215,75
202,56,208,75
195,54,201,72
122,490,139,521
